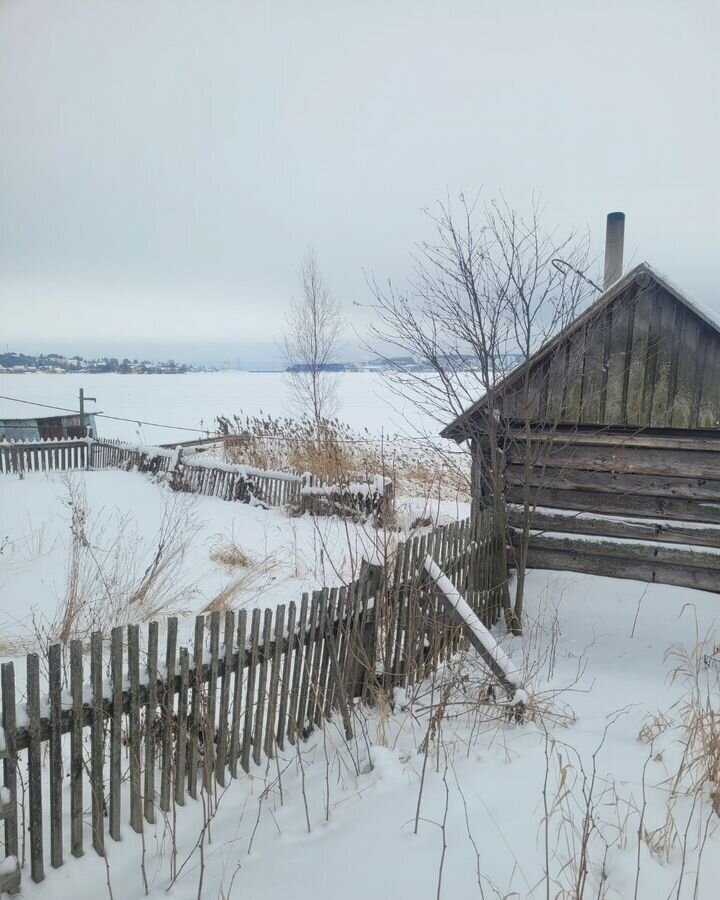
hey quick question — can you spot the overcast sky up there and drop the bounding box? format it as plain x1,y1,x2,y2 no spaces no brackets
1,0,718,366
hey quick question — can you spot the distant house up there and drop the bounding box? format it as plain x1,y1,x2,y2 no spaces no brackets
442,213,720,593
0,413,97,442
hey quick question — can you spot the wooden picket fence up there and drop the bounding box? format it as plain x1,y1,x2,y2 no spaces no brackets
0,438,388,516
170,455,303,507
89,439,177,474
0,512,506,889
0,438,89,475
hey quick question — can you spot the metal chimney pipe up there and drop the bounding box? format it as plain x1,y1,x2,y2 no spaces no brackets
603,211,625,289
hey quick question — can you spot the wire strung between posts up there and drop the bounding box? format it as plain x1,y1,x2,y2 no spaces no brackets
0,392,470,451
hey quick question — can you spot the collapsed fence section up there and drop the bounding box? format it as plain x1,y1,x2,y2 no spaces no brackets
298,473,393,522
0,512,507,888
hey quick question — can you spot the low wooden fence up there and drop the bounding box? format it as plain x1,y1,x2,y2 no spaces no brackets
170,455,303,507
89,439,177,474
0,438,389,517
0,438,89,474
0,513,505,889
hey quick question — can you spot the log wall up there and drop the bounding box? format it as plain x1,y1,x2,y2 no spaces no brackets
500,425,720,592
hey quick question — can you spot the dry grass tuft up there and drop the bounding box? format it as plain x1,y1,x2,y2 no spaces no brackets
209,537,252,570
203,556,283,613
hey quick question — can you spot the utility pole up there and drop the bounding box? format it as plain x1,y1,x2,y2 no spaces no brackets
79,388,96,438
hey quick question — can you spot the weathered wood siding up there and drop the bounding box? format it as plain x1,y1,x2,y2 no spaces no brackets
501,281,720,430
501,426,720,592
503,426,720,519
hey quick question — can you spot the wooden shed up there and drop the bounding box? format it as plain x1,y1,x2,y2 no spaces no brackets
0,413,97,442
442,258,720,593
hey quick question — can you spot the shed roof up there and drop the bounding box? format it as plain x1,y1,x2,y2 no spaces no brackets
441,262,720,441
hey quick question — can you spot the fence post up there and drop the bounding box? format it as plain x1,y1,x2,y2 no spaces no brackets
0,662,21,895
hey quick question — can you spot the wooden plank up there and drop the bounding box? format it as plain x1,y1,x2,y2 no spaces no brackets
160,617,178,812
319,589,338,721
109,627,123,842
381,557,399,696
187,615,204,800
205,612,220,786
505,441,720,479
623,288,653,425
241,609,261,773
90,632,105,856
391,542,411,686
671,310,700,428
48,644,63,867
509,507,720,549
215,610,235,786
264,604,285,759
642,285,661,425
70,640,83,857
253,609,273,766
309,591,329,726
275,601,295,751
604,298,632,423
287,594,308,746
127,624,143,833
545,345,567,422
690,324,710,428
650,293,678,427
1,662,18,861
323,597,354,740
499,426,720,453
697,332,720,428
523,531,720,570
524,545,720,593
505,464,720,502
144,621,158,824
598,306,614,422
423,556,517,696
505,484,720,524
175,647,190,807
228,609,247,778
297,593,321,739
27,653,44,883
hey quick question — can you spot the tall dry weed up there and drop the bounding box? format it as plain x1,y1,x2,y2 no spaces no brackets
50,475,200,643
216,412,470,503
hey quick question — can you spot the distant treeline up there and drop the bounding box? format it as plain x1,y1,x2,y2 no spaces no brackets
0,351,201,374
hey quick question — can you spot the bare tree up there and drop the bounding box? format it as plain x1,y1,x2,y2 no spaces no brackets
283,249,344,431
368,195,596,633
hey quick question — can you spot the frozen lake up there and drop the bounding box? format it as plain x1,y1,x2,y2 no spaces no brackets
0,371,443,444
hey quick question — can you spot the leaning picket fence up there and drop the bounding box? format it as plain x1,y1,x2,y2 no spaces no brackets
0,512,506,892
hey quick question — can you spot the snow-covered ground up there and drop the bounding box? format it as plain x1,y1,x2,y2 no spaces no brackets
0,468,469,662
0,371,436,443
3,374,720,898
18,568,720,900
